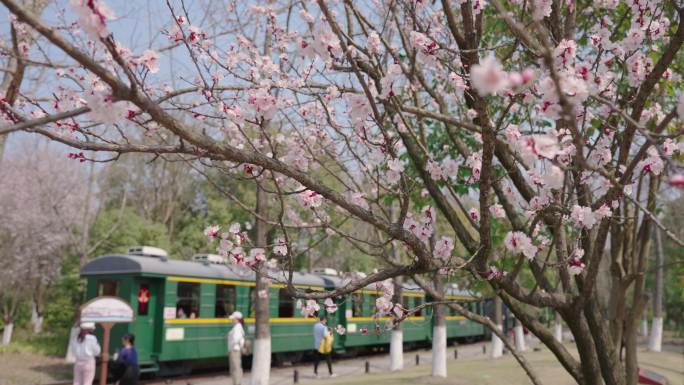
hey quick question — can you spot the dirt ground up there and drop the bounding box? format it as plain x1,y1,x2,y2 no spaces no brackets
1,341,682,385
0,350,71,385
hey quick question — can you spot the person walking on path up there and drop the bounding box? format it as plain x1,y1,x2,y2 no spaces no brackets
227,311,246,385
313,315,335,378
69,322,101,385
114,334,139,385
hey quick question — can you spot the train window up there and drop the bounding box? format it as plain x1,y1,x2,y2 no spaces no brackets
369,294,378,316
351,293,363,317
414,297,423,316
97,280,118,296
176,282,200,319
402,296,411,310
352,293,363,316
215,285,236,318
278,289,295,318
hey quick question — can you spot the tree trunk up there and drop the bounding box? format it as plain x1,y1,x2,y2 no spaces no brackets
31,301,43,334
431,276,446,377
1,322,13,345
639,319,648,337
648,227,664,352
514,318,526,352
390,274,403,371
554,312,563,343
490,297,504,358
251,186,271,385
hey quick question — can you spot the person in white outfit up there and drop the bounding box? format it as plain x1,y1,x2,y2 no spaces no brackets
227,311,245,385
70,322,101,385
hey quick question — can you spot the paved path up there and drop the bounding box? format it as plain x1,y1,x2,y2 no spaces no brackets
149,341,491,385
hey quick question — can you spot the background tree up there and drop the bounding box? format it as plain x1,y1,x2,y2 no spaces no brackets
0,142,89,343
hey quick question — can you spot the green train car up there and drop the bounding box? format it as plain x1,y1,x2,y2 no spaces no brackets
80,248,485,375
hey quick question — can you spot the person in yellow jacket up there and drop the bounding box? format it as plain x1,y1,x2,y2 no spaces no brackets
312,315,336,377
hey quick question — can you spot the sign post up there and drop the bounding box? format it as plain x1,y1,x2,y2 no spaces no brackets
80,296,134,385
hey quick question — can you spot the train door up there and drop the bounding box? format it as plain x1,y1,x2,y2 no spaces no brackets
132,279,158,362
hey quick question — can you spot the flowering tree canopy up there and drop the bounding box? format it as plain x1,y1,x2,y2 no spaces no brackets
1,0,683,383
0,142,90,340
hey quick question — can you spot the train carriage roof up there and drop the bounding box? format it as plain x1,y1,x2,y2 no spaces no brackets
81,254,341,288
82,254,477,297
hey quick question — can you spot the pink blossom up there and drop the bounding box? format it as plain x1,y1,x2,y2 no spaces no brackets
324,298,338,313
380,64,403,99
570,205,598,229
350,192,369,210
531,0,552,20
661,139,680,156
388,158,404,172
273,238,288,256
375,296,393,315
140,49,160,73
300,299,320,317
297,190,323,209
250,248,266,263
426,159,444,181
229,223,241,234
204,225,220,240
434,236,454,259
465,152,482,182
594,205,612,221
490,204,506,219
392,304,407,318
472,0,487,14
442,158,459,179
621,28,644,52
335,325,346,335
84,85,129,124
554,39,577,70
376,279,394,298
636,148,664,175
70,0,115,40
368,32,382,55
542,165,565,190
484,265,505,280
504,231,537,260
470,54,508,96
568,248,585,276
468,208,480,223
258,289,269,299
247,88,278,119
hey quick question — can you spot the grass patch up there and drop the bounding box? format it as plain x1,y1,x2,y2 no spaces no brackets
1,328,70,357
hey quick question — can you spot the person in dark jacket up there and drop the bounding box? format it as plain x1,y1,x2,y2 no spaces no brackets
114,334,139,385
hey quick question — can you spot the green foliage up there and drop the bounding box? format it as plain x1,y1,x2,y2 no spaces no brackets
89,207,172,257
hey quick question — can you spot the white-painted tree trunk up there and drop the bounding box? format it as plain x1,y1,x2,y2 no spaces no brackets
431,325,447,377
648,317,663,352
31,302,43,334
649,228,664,352
2,323,13,345
66,326,79,363
640,319,648,337
250,338,271,385
554,322,563,343
490,324,503,358
390,329,404,371
514,323,526,352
